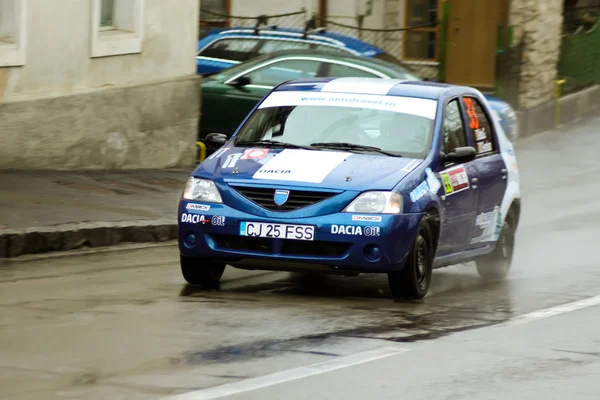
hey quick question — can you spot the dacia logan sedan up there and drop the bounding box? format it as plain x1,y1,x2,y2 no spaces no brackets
178,77,521,299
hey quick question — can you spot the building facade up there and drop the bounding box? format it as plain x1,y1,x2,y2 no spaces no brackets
0,0,200,170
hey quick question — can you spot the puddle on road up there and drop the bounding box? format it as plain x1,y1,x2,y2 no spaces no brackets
178,272,516,367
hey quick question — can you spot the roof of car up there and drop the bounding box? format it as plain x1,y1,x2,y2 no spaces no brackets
274,77,462,100
200,27,383,56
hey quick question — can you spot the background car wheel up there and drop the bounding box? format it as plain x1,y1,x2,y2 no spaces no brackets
180,255,226,286
475,218,515,280
387,219,433,300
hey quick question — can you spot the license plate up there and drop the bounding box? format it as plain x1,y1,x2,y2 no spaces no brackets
239,222,314,241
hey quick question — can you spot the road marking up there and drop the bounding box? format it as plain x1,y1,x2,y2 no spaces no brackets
498,293,600,328
165,346,408,400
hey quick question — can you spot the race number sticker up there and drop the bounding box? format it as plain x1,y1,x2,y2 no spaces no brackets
440,165,470,196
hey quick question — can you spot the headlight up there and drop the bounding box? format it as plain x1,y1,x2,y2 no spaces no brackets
182,177,223,203
344,191,402,214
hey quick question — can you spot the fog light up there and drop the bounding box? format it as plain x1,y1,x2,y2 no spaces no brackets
364,244,382,262
184,233,197,248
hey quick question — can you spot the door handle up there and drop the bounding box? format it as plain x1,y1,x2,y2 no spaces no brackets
471,177,479,185
501,169,507,179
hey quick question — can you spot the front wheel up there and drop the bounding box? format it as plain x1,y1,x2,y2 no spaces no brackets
387,219,434,300
180,255,226,286
475,219,515,280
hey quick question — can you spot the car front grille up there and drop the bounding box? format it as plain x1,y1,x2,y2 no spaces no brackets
229,185,338,212
211,234,352,258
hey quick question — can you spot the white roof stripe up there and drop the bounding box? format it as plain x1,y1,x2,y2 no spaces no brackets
321,78,406,95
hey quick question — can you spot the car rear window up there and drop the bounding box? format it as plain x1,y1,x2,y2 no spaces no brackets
199,38,260,62
235,91,438,158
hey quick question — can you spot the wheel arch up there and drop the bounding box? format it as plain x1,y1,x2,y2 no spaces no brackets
422,205,441,256
506,198,521,229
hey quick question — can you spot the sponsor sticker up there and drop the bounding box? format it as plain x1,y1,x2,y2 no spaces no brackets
474,127,487,141
351,215,383,223
223,153,242,168
477,142,493,154
410,167,441,202
258,91,438,120
180,213,211,224
186,203,211,211
440,165,470,196
331,225,380,236
211,216,226,226
253,149,351,183
410,181,430,203
471,206,502,244
241,149,269,160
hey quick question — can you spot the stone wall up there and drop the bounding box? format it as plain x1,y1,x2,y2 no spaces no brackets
509,0,565,109
0,76,201,170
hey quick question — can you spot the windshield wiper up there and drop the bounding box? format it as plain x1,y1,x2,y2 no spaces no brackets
310,142,400,157
235,140,319,151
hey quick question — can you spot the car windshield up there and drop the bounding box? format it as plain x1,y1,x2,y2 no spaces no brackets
234,91,438,158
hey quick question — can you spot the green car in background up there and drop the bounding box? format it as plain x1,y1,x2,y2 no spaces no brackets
199,49,518,155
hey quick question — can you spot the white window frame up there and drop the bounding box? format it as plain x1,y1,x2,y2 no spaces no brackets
90,0,144,58
0,0,27,67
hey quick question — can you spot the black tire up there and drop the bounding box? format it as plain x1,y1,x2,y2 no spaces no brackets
180,255,226,286
388,219,434,300
475,218,515,280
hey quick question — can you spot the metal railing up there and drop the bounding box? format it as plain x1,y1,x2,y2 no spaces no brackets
557,7,600,95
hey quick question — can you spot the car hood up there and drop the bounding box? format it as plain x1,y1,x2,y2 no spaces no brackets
195,147,422,191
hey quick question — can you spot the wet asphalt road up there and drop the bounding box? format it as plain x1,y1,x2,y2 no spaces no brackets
2,117,600,399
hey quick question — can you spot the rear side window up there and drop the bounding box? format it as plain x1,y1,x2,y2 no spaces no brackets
199,38,260,62
443,99,467,155
245,59,321,87
462,96,495,155
256,40,311,54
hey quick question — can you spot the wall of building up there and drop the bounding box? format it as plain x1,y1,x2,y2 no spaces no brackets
0,0,201,170
509,0,565,109
230,0,311,19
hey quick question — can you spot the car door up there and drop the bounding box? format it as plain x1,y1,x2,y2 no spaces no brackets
461,96,508,248
219,59,323,135
436,98,480,257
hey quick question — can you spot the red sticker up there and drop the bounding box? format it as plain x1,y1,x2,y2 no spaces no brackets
448,166,469,191
240,149,270,160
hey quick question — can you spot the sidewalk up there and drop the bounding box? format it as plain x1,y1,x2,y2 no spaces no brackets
0,170,190,258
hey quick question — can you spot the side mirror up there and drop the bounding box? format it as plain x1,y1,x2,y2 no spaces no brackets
205,133,228,146
443,146,477,165
228,76,251,89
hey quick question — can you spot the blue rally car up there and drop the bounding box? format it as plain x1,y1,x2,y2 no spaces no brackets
178,77,521,299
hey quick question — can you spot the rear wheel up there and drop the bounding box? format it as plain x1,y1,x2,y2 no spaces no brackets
475,218,515,280
180,255,226,286
387,219,434,300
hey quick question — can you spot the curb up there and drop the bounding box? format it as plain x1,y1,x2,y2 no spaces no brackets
0,219,178,258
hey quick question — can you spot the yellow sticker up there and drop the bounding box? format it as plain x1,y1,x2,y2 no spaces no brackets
442,173,453,194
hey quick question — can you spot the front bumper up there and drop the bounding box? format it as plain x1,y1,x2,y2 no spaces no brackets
178,200,423,273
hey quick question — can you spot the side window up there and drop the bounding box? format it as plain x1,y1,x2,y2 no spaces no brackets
256,40,311,55
244,60,321,87
462,96,495,155
199,38,260,62
443,100,467,155
326,63,379,78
